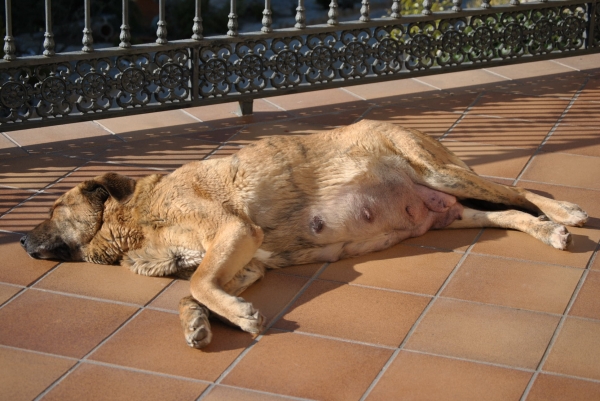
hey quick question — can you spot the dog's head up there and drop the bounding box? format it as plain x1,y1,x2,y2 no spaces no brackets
21,173,136,262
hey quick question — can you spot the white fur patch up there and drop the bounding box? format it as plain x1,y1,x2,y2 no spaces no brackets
253,248,273,262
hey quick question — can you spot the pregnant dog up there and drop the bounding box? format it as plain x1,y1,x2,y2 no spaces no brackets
21,120,588,349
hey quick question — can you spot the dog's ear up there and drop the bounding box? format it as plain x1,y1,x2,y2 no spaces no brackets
81,173,136,204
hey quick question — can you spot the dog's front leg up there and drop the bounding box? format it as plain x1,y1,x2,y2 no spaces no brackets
184,219,264,347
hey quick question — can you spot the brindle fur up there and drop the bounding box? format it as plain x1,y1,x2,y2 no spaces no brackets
21,120,588,348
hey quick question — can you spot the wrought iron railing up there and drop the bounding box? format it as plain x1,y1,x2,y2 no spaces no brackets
1,0,598,131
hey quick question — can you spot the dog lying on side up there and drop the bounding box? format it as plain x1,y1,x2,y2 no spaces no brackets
21,120,588,349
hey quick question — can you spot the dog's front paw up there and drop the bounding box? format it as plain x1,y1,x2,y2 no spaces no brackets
545,224,572,250
550,202,588,227
179,296,212,349
236,301,265,334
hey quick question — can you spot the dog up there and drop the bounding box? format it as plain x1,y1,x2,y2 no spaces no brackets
21,120,588,349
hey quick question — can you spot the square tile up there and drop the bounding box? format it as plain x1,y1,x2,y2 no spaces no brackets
560,99,600,127
0,187,34,216
0,232,59,285
89,309,253,382
410,93,483,112
556,53,600,71
42,363,208,401
485,61,576,80
0,134,27,158
221,330,392,401
367,351,531,401
0,347,75,401
320,244,462,295
442,254,582,314
401,228,481,251
0,192,59,233
364,107,461,138
415,70,506,90
34,262,172,305
543,317,600,381
468,92,570,123
183,99,292,128
5,121,121,155
490,73,586,98
446,115,553,148
405,298,559,368
542,124,600,157
0,289,137,357
570,271,600,320
274,280,430,346
527,373,600,401
0,283,21,305
471,226,600,269
97,110,207,141
226,120,328,146
0,155,83,190
266,89,367,117
203,386,291,401
342,79,437,104
576,76,600,102
440,140,534,179
274,262,325,278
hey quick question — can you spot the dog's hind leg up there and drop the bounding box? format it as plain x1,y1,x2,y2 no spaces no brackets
420,165,588,227
447,207,572,249
179,259,266,349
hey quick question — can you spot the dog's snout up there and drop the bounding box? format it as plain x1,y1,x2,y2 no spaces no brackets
20,235,27,248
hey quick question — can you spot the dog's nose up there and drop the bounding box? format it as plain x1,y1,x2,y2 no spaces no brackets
20,235,27,248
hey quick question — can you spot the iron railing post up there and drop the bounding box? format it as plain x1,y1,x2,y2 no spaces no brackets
156,0,167,44
192,0,203,40
228,0,238,36
3,0,16,60
120,0,131,48
82,0,94,52
43,0,55,56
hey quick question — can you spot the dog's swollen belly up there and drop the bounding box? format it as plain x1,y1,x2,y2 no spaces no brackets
255,181,464,267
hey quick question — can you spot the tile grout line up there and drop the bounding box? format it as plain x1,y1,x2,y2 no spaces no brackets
0,260,65,310
32,277,180,400
518,241,600,401
339,87,368,101
411,78,442,91
358,228,486,401
208,384,316,401
549,59,581,71
196,262,331,400
261,97,289,112
482,69,513,81
512,77,589,185
438,91,486,141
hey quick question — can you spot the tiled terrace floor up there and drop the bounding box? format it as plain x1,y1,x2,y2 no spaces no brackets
2,54,600,401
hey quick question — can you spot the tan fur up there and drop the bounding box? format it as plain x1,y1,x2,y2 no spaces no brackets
22,120,588,348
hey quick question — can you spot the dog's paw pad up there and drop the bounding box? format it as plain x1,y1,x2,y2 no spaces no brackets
238,308,265,334
547,225,572,250
552,202,588,227
179,297,212,349
185,319,212,349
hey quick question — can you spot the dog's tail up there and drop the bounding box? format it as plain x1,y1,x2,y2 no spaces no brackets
122,247,204,277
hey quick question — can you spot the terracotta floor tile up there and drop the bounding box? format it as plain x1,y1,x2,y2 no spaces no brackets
520,152,600,190
402,228,480,251
486,61,576,80
227,120,329,146
221,330,392,401
367,351,531,401
0,347,75,401
150,272,308,327
415,69,507,90
0,187,34,216
576,76,600,102
203,385,291,401
543,317,600,380
556,53,600,71
34,262,172,305
409,93,482,112
364,107,461,138
526,373,600,401
45,163,168,194
0,283,20,305
184,99,292,128
468,92,570,123
205,144,242,159
274,262,325,278
592,254,600,271
97,110,208,141
542,124,600,157
0,154,83,190
89,309,253,381
570,271,600,320
0,289,137,357
446,115,553,148
5,121,121,155
442,254,582,314
517,181,600,228
274,280,430,346
0,134,27,158
405,298,559,368
0,192,59,233
0,232,58,285
297,107,369,128
343,79,437,104
472,226,599,268
320,244,462,295
560,99,600,127
42,363,208,401
57,136,219,169
490,73,586,98
266,88,367,116
440,140,534,179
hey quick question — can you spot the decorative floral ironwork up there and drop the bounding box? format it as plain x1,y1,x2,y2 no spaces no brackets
275,50,298,74
239,54,263,79
159,64,184,89
410,34,432,58
81,73,107,99
121,68,145,93
310,46,334,70
41,77,67,103
344,42,367,66
1,82,27,108
378,38,399,62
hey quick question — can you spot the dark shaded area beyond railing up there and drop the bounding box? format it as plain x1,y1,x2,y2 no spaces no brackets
0,0,598,131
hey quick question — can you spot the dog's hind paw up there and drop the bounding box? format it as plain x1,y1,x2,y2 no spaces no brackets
548,201,588,227
236,302,265,334
179,296,212,349
545,224,572,250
